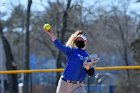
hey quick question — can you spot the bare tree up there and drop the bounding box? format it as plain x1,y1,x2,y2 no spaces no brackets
104,2,134,79
0,22,18,93
130,0,140,64
55,0,72,85
4,4,26,69
24,0,32,93
131,14,140,65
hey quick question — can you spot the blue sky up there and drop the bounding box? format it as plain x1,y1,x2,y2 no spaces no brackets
0,0,140,18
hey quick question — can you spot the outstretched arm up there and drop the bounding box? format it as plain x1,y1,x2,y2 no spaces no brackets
44,29,57,42
44,28,72,55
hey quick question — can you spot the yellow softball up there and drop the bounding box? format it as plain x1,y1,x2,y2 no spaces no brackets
43,24,51,31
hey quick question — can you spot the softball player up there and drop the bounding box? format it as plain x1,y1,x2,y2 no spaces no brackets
44,29,98,93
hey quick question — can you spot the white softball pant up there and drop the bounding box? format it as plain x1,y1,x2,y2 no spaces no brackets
56,77,86,93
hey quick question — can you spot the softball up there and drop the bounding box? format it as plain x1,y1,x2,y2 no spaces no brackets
43,24,51,31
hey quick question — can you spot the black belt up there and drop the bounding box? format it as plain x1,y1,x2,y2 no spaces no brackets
61,78,83,84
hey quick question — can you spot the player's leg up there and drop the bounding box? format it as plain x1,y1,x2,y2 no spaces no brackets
72,84,86,93
56,78,72,93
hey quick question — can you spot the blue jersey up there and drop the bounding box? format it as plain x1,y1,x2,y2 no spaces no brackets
54,39,90,81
